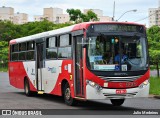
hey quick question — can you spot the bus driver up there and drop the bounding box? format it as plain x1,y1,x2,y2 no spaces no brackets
114,49,128,64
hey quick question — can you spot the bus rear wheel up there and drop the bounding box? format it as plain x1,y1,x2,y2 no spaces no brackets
64,83,77,106
24,79,33,96
110,99,125,106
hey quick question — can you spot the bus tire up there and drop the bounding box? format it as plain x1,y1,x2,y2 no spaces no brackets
110,99,125,106
24,79,33,96
64,83,77,106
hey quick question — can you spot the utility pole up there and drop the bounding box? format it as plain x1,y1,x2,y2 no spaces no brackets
112,1,115,21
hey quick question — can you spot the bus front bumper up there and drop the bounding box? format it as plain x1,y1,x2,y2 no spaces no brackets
86,83,150,100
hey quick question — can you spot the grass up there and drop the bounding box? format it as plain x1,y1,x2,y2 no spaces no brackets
0,67,8,72
150,77,160,95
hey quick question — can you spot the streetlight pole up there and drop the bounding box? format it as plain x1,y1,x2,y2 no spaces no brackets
117,9,137,21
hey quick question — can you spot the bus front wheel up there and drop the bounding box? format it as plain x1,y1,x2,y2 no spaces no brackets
110,99,125,106
64,83,77,106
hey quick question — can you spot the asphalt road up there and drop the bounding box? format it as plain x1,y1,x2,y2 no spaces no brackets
0,72,160,117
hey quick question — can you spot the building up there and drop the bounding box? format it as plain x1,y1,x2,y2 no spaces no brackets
0,6,14,22
55,14,70,24
148,8,160,27
34,15,44,21
0,6,28,24
98,16,113,22
148,0,160,27
13,12,28,24
83,9,112,22
34,7,70,24
43,7,63,22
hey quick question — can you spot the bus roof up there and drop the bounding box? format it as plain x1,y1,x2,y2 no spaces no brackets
9,21,145,45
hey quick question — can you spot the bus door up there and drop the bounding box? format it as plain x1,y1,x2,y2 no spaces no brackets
74,36,85,97
36,41,45,92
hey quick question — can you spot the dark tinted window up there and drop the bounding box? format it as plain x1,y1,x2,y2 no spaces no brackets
26,51,35,60
27,41,35,50
19,52,26,60
89,24,144,33
12,53,19,61
12,44,19,52
46,49,57,59
19,43,26,51
58,47,71,58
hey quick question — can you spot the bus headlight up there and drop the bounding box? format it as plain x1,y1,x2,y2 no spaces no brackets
86,80,102,91
139,79,149,88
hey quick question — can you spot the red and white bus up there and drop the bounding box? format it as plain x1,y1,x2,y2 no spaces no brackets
8,22,150,106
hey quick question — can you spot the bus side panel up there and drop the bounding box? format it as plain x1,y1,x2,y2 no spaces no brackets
41,60,62,94
8,62,26,89
9,61,37,91
49,60,74,97
8,63,17,88
23,61,37,92
28,79,37,92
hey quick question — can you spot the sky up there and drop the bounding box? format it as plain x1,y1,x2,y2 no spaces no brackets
1,0,159,27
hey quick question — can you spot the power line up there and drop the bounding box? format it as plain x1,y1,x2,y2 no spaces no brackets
134,11,158,22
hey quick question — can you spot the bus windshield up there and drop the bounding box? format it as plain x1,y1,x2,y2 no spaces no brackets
87,35,148,71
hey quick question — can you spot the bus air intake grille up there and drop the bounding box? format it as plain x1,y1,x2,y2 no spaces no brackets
103,92,137,98
98,76,141,82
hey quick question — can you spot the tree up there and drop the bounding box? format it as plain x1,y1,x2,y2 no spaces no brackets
86,10,98,21
147,25,160,77
0,41,8,68
67,9,82,23
67,9,98,23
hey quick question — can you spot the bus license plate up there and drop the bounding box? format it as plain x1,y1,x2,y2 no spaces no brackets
116,89,127,94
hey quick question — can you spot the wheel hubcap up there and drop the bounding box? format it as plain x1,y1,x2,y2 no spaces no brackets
65,88,71,100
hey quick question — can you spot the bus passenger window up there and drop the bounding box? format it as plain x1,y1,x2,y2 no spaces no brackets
58,34,72,59
19,43,26,51
19,52,26,61
12,53,19,61
27,41,35,50
59,34,70,46
46,37,57,59
46,49,57,59
12,44,19,52
26,51,35,61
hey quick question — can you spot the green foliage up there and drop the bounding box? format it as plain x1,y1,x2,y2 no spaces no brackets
67,9,98,23
0,41,8,69
0,20,73,70
147,25,160,77
150,77,160,95
0,20,73,41
67,9,82,22
86,10,98,21
0,66,8,72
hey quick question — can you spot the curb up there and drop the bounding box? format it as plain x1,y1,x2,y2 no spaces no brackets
154,96,160,99
149,94,160,99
